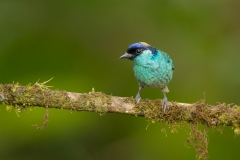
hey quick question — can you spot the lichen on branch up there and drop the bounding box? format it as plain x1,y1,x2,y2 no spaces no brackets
0,82,240,159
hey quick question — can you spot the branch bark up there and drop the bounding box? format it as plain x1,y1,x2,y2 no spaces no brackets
0,83,239,159
0,83,239,128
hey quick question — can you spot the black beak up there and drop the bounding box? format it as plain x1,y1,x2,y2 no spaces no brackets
120,52,133,59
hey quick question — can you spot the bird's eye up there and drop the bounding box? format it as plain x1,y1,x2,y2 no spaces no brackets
136,49,142,54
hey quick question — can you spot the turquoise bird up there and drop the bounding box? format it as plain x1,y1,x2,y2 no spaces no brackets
120,42,174,112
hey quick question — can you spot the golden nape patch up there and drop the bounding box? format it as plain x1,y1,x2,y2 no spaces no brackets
140,42,150,47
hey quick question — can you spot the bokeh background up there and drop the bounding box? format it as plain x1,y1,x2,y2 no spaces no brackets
0,0,240,159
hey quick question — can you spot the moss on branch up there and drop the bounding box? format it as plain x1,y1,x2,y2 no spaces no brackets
0,82,240,159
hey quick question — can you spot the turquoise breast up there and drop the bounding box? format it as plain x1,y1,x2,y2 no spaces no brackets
132,50,173,88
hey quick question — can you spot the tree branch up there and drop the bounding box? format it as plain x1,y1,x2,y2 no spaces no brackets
0,83,239,129
1,82,239,159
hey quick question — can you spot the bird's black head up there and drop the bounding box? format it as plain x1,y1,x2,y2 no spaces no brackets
120,42,156,60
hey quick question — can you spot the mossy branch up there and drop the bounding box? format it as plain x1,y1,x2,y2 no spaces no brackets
0,83,239,159
0,83,239,128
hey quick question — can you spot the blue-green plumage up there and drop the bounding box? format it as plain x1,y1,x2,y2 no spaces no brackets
120,42,174,112
133,49,173,88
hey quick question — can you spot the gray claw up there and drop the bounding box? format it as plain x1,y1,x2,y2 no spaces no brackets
135,93,141,103
0,94,5,101
162,96,168,113
135,84,144,103
161,87,169,113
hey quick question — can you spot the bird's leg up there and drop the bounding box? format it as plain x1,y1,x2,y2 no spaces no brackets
0,94,4,101
161,86,169,113
135,85,144,103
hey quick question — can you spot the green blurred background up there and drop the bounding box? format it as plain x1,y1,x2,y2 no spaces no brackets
0,0,240,159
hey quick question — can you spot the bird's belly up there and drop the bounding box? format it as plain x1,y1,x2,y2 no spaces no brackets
133,65,172,88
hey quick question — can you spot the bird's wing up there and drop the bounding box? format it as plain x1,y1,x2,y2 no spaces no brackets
161,51,174,70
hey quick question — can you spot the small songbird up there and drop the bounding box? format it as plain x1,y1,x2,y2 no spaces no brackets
120,42,174,112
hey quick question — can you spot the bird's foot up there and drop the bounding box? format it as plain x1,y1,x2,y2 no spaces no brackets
0,94,5,101
162,96,169,113
135,94,141,103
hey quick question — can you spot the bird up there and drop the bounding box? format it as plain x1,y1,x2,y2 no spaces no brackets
120,42,174,113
